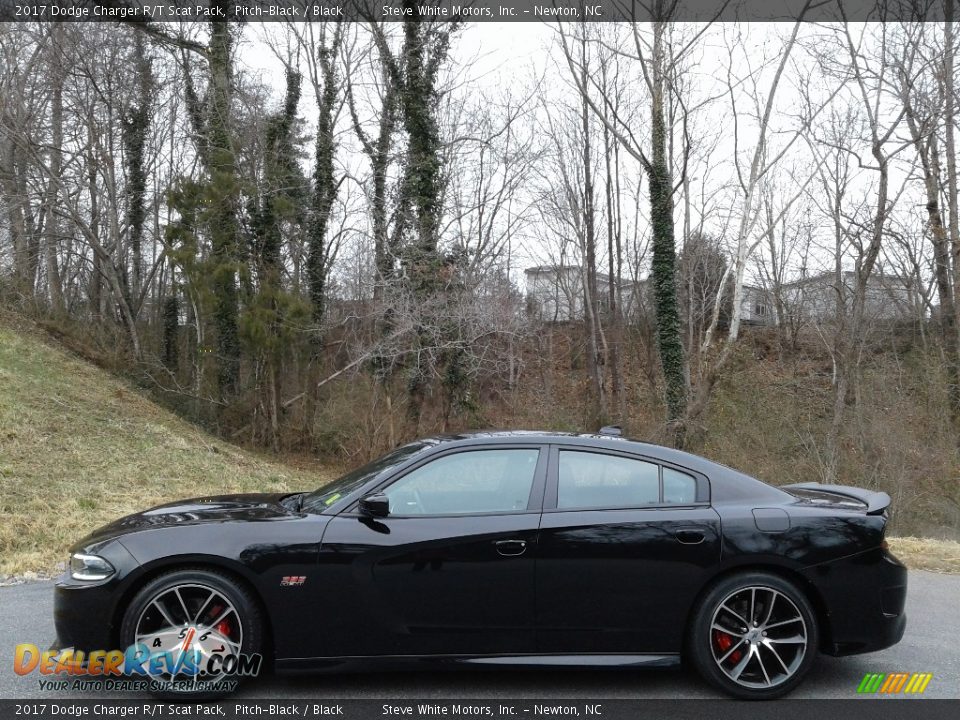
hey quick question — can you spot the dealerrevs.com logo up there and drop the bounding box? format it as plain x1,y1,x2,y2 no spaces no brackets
14,642,262,693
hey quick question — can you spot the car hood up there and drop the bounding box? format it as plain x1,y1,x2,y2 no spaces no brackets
73,493,299,550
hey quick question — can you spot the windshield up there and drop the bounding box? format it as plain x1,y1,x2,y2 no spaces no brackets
301,442,429,513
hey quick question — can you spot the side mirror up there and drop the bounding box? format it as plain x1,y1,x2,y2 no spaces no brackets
359,492,390,518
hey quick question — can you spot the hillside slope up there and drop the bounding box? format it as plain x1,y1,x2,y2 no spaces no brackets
0,318,330,577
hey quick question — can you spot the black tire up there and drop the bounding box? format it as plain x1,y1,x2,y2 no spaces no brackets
119,567,263,699
688,571,819,700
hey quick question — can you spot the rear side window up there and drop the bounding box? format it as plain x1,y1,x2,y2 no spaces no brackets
557,451,660,509
663,467,697,504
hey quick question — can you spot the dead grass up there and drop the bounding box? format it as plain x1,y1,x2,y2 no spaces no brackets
0,321,334,577
888,537,960,574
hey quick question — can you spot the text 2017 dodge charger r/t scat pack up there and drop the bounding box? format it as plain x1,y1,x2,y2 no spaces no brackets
54,429,906,699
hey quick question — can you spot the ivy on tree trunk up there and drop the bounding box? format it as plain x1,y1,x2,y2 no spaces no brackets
207,16,242,399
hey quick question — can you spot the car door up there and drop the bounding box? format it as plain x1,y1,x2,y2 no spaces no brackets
535,445,721,654
317,444,547,658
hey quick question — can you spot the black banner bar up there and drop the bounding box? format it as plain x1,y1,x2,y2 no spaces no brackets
0,0,954,23
0,700,958,720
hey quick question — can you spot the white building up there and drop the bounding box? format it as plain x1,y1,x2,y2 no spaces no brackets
524,266,645,322
777,271,918,325
525,265,772,326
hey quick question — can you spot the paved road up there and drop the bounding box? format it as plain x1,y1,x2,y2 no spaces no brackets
1,571,957,700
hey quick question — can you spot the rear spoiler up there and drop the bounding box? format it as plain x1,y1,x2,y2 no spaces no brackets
782,482,891,515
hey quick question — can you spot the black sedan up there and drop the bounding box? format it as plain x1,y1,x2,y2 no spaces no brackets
54,429,906,699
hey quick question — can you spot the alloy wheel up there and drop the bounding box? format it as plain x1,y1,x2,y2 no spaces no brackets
133,582,244,684
709,585,808,689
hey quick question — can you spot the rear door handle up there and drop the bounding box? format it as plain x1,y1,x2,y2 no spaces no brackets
495,539,527,556
675,529,705,545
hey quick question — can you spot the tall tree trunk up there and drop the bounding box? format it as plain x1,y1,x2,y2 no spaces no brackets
603,119,625,422
86,134,101,321
207,16,241,399
391,11,454,424
123,31,151,311
162,295,179,372
580,32,605,426
944,0,960,430
648,19,686,446
307,27,342,350
0,111,32,300
43,23,66,316
372,79,398,295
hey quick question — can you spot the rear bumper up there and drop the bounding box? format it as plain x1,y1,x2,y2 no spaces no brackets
802,545,907,656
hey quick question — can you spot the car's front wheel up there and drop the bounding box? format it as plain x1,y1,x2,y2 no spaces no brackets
688,572,819,699
119,568,263,698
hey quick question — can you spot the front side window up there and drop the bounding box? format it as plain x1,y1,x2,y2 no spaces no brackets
383,449,540,516
302,441,429,513
557,451,660,509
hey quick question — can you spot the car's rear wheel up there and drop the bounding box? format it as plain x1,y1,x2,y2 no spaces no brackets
119,568,262,698
688,572,818,699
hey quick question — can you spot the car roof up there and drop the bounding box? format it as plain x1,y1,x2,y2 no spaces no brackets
416,430,790,503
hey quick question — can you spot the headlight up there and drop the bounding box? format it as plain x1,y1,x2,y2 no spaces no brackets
69,553,115,581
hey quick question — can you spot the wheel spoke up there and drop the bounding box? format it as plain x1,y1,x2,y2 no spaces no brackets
761,590,778,627
719,602,749,629
767,634,806,644
764,616,802,630
712,622,745,638
207,606,234,630
755,645,771,685
749,588,757,625
151,599,178,628
193,589,220,625
729,646,754,681
764,641,791,675
173,588,191,625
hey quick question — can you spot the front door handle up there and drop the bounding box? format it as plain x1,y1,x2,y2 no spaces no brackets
495,539,527,556
675,529,705,545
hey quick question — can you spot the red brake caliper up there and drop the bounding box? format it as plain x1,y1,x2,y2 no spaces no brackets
207,604,230,638
714,630,742,664
215,619,232,638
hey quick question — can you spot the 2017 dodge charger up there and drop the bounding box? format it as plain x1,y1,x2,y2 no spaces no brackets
54,430,906,699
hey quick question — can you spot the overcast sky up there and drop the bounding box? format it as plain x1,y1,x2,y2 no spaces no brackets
231,20,925,293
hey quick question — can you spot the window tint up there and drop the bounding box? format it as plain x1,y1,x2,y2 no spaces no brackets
302,441,428,513
663,467,697,504
384,449,540,516
557,451,660,509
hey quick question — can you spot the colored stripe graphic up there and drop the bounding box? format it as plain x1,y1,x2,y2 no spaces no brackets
891,673,909,693
857,672,932,694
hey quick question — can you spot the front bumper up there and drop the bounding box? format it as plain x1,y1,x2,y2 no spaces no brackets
803,545,908,656
53,572,124,654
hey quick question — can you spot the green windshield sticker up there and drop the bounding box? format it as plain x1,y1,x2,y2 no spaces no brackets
324,493,341,506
